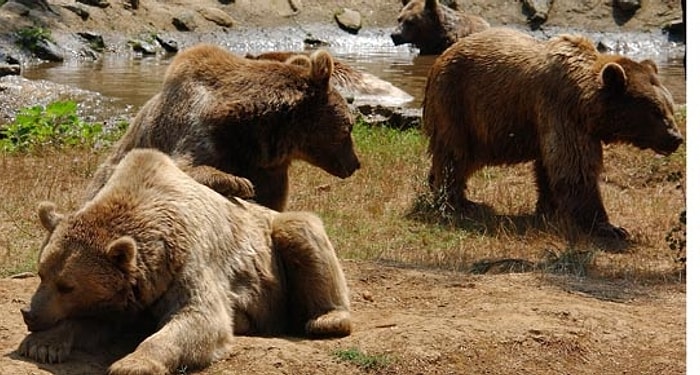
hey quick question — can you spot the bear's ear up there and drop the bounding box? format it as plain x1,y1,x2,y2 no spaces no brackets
640,59,658,74
600,62,627,92
38,201,63,233
309,49,334,87
106,236,138,274
284,54,312,70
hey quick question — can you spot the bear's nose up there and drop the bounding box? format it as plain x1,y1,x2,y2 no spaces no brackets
20,307,36,326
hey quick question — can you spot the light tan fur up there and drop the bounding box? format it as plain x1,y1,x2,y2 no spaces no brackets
19,149,352,374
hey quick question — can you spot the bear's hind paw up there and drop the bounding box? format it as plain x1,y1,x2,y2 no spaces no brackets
108,354,168,375
305,309,352,338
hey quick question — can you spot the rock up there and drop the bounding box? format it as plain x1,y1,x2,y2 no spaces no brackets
62,4,90,20
0,63,20,77
334,8,362,34
76,0,110,8
614,0,641,12
522,0,552,28
303,36,329,48
356,105,421,130
172,11,198,31
155,35,178,53
124,0,138,9
198,7,234,27
32,39,64,62
6,0,54,13
0,50,21,65
2,1,31,16
77,31,105,51
129,39,157,55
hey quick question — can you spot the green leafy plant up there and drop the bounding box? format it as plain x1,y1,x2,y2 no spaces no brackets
0,100,122,153
332,347,390,370
14,26,52,52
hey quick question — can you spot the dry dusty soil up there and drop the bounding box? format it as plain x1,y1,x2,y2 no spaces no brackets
0,0,687,374
0,260,685,374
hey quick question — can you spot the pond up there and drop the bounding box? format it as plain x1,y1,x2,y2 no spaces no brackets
21,26,686,114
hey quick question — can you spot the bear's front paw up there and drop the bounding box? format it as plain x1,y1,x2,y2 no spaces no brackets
595,223,630,241
18,331,72,364
209,175,256,200
108,354,168,375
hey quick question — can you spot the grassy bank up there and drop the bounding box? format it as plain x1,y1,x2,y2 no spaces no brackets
0,107,686,284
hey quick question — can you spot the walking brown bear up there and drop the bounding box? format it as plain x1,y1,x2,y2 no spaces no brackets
423,27,683,239
391,0,489,55
85,44,361,211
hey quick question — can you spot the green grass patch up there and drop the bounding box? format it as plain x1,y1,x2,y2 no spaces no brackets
332,347,390,371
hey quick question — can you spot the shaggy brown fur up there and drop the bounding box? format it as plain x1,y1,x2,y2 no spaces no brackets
19,149,351,374
423,27,683,239
391,0,489,55
247,51,413,106
85,44,360,211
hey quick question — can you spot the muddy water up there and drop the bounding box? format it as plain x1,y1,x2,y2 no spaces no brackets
22,29,686,114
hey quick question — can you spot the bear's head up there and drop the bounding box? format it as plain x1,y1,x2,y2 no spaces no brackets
293,50,361,179
21,202,139,332
596,57,683,155
391,0,445,54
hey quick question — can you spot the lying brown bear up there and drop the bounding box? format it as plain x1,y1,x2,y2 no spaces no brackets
19,149,352,374
423,27,683,239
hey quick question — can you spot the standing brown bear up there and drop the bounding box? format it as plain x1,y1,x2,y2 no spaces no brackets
19,149,352,374
423,27,683,239
85,44,361,211
391,0,489,55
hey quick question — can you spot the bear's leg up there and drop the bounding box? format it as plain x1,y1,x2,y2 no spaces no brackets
108,282,234,375
549,170,629,240
176,162,256,200
429,149,475,212
534,159,557,216
251,167,289,211
271,212,352,337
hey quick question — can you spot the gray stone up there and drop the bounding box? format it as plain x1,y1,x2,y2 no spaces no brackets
129,39,157,55
523,0,552,26
198,7,234,27
155,35,178,53
76,0,110,8
62,4,90,20
356,105,421,130
334,8,361,34
0,63,21,77
172,11,197,31
32,39,64,62
614,0,641,12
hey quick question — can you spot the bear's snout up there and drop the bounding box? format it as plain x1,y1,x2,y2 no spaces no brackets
390,30,408,46
20,307,38,330
21,306,53,332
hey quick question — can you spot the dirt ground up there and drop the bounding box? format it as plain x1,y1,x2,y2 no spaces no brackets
0,260,685,374
0,1,687,374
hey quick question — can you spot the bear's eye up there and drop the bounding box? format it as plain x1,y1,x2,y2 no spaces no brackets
56,282,75,294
